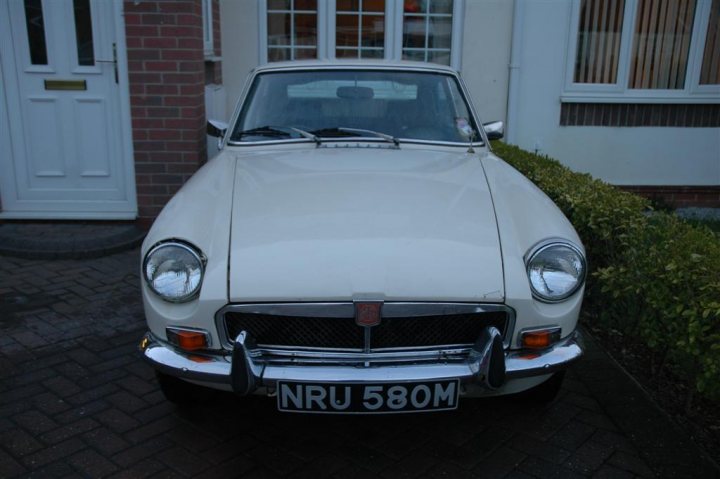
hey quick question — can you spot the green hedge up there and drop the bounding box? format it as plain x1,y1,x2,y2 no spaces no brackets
492,142,720,402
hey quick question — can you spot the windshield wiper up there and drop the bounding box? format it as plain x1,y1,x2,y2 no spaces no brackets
236,125,319,145
311,127,399,148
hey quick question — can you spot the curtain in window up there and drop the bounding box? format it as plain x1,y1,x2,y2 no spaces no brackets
700,0,720,84
574,0,626,84
629,0,697,89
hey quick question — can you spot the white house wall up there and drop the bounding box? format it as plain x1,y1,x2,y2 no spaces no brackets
509,0,720,186
219,0,512,125
220,0,259,121
460,0,513,125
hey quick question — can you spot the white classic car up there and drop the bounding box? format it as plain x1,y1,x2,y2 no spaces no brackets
140,61,586,414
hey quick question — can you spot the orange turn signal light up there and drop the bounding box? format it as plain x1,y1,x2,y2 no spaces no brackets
166,328,209,351
520,328,561,350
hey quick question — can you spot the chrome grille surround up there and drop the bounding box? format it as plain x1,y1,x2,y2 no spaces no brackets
215,303,515,366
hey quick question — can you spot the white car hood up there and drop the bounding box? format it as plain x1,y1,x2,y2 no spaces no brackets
229,147,504,302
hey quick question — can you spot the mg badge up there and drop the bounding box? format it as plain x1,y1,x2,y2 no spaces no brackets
355,301,382,327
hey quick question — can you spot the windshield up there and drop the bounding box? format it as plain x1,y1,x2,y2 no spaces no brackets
229,70,479,144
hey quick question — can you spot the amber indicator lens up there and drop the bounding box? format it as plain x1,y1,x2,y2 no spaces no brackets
521,328,561,349
166,328,208,351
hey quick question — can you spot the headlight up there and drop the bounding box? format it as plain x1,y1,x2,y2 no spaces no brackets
143,241,205,302
526,242,586,302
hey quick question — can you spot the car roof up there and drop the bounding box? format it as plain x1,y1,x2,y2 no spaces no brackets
252,60,459,75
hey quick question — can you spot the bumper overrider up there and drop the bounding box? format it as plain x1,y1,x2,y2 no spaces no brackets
139,327,583,395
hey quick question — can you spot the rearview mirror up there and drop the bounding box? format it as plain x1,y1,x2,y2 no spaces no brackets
483,121,504,140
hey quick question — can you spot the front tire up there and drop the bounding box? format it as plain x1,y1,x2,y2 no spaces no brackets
156,372,215,405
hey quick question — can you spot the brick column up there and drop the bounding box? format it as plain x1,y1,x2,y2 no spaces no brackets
124,0,207,223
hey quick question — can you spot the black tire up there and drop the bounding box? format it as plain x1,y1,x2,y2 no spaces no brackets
156,371,215,405
519,371,566,404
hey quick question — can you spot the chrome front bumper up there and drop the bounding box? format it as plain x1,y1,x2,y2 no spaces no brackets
140,328,583,394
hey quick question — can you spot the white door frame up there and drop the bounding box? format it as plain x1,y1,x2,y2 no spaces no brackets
0,0,136,220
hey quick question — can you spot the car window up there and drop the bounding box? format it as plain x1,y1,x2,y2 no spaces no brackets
230,70,479,144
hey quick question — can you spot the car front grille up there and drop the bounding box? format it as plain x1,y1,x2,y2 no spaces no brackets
223,309,509,352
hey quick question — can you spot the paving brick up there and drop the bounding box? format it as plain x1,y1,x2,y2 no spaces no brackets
379,449,439,478
472,446,526,478
563,439,615,475
606,450,655,478
158,446,211,476
40,417,100,444
111,436,173,468
12,410,58,435
83,427,131,456
510,435,572,466
517,456,586,479
96,408,141,434
245,446,305,476
591,464,635,478
193,455,256,479
70,448,119,477
1,427,44,457
22,437,85,468
0,448,27,477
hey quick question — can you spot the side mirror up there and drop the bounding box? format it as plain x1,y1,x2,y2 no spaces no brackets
483,121,504,140
207,119,229,151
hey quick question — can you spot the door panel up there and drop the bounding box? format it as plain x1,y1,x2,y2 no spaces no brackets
0,0,136,218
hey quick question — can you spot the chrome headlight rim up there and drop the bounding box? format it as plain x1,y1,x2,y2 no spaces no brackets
525,239,587,303
143,240,206,303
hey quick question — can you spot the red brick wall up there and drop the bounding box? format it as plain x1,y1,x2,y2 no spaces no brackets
124,0,207,223
619,186,720,208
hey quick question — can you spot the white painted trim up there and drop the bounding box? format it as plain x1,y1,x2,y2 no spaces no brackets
258,0,268,64
450,0,463,70
115,0,137,218
560,94,720,104
202,0,214,56
0,211,138,220
506,0,524,144
319,0,330,59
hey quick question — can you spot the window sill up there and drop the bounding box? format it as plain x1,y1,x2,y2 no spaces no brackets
204,54,222,63
560,94,720,105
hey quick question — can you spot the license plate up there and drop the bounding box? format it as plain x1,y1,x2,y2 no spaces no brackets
276,379,460,414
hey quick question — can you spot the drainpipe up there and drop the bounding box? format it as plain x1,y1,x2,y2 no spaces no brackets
506,0,524,145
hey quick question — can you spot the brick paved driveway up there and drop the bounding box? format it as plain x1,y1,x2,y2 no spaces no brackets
1,250,717,478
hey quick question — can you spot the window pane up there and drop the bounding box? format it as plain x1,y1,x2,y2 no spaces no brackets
73,0,95,66
361,48,384,59
337,0,359,11
402,1,453,66
700,0,720,84
336,14,359,47
361,15,384,47
295,13,317,45
429,16,452,49
428,50,451,65
294,48,317,60
629,0,697,89
24,0,48,65
267,1,317,62
268,47,291,62
402,49,426,62
268,0,290,9
574,0,625,84
294,0,317,10
430,0,453,14
335,1,385,59
268,13,291,46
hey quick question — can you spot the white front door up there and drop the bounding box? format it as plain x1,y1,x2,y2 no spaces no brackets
0,0,136,219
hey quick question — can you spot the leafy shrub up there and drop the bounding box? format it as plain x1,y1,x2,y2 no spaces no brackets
492,141,720,402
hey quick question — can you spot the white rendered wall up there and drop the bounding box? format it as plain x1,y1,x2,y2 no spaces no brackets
220,0,259,119
508,0,720,186
460,0,513,125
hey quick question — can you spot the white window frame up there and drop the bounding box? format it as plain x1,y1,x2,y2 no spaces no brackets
562,0,720,104
202,0,214,57
258,0,464,69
